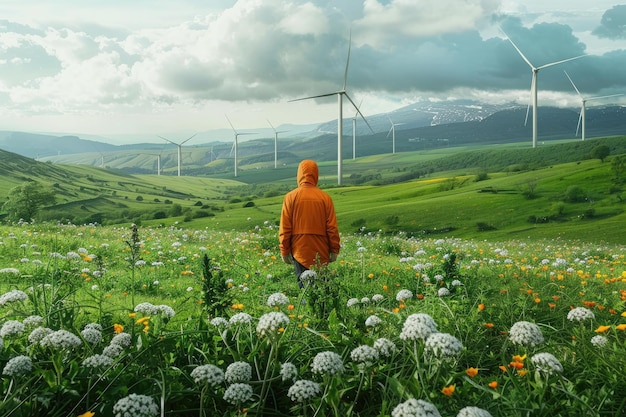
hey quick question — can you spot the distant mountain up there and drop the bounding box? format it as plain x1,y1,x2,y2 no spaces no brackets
1,100,625,175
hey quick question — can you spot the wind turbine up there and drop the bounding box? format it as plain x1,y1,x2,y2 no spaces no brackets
158,134,196,177
226,115,255,177
289,31,373,185
502,29,586,148
267,119,288,169
564,71,623,141
387,116,404,154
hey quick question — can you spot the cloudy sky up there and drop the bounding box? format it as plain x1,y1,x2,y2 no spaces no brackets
0,0,625,143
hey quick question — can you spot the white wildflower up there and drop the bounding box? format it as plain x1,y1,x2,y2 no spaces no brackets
374,338,397,358
531,352,564,375
457,406,493,417
567,307,595,322
509,321,544,347
288,379,321,402
396,289,413,301
425,332,464,358
0,289,28,305
591,335,608,348
365,315,382,327
223,383,253,405
350,345,379,366
0,320,25,338
225,361,252,383
113,394,159,417
2,355,32,377
256,312,289,337
399,313,438,341
280,362,298,382
82,354,114,369
311,351,344,376
40,329,83,350
266,292,289,307
392,398,442,417
191,364,224,386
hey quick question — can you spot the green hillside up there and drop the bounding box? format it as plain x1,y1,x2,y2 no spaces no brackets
1,137,625,243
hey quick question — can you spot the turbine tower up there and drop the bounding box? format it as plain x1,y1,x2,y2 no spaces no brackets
387,116,404,154
564,71,623,141
289,31,373,185
502,29,586,148
268,119,288,169
226,115,255,177
158,134,196,177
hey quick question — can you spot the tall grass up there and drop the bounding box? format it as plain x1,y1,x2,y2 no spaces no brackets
0,222,624,416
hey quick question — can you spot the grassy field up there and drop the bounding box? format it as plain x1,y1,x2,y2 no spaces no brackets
1,136,625,244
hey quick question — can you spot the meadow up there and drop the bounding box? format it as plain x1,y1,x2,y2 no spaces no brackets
0,221,625,417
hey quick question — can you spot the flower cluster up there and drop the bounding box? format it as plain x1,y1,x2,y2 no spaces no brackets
567,307,595,322
424,332,464,358
0,289,28,305
508,321,545,347
531,352,564,375
392,398,441,417
299,269,317,283
110,332,132,347
0,320,25,338
457,406,493,417
350,345,379,366
396,289,414,301
223,383,253,405
2,355,33,377
112,394,159,417
191,364,224,386
400,313,438,341
256,311,289,337
374,337,397,358
288,379,321,402
365,315,382,327
40,329,83,350
225,361,252,383
280,362,298,382
81,327,103,345
590,335,608,348
311,351,344,376
266,292,289,307
28,326,53,344
229,312,252,325
82,354,114,369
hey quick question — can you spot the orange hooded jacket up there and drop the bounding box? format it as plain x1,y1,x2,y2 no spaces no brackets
279,160,340,268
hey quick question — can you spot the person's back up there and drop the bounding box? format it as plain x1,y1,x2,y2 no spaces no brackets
279,160,340,284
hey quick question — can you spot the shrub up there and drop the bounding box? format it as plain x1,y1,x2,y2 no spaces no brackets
243,201,255,208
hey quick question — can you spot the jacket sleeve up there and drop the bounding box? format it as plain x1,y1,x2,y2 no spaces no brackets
326,195,340,254
279,194,293,256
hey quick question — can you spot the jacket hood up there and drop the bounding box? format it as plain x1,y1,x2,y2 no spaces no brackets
297,160,319,186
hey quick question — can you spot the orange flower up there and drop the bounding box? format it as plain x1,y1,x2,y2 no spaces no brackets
78,412,95,417
595,325,611,333
548,303,556,309
484,323,494,328
113,324,124,334
465,367,479,378
417,294,424,300
392,308,400,313
512,354,526,362
287,304,295,311
517,369,528,377
499,365,507,372
509,361,524,370
534,297,541,304
488,381,498,389
441,384,455,397
615,323,626,331
478,303,485,311
382,285,388,291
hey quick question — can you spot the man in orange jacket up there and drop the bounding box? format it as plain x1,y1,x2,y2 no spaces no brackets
279,160,340,287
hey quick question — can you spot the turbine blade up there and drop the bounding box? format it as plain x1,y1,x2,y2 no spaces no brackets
586,93,624,101
267,119,276,132
345,92,374,133
158,135,177,145
180,133,197,145
564,71,582,97
343,29,352,91
576,108,582,137
289,92,340,102
225,115,236,133
500,27,534,69
537,54,587,70
386,126,393,138
524,78,533,126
